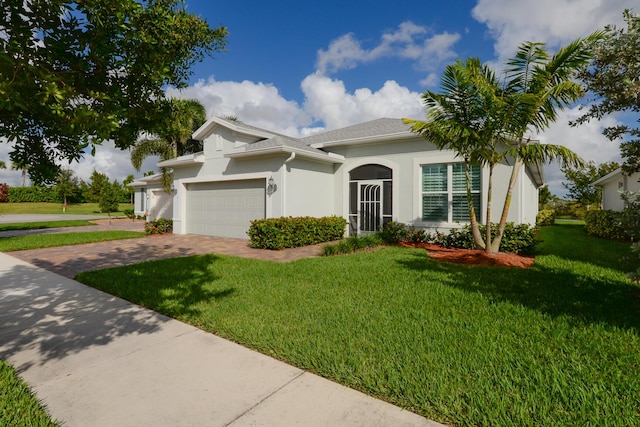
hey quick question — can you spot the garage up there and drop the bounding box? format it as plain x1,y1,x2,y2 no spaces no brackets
185,179,266,239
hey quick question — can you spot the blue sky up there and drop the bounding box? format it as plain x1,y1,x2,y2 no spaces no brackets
0,0,636,196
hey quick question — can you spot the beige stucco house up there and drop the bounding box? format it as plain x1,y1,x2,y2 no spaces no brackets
133,117,544,239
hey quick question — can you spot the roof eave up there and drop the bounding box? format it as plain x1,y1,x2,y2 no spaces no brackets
309,131,416,149
592,167,622,186
227,146,345,164
192,117,274,140
157,153,205,168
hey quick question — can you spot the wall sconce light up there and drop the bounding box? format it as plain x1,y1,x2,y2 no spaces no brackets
267,176,277,196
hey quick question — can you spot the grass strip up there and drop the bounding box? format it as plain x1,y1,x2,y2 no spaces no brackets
0,220,96,232
77,224,640,427
0,231,145,252
0,360,60,426
0,202,129,215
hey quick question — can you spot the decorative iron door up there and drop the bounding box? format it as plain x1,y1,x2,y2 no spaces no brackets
358,180,383,234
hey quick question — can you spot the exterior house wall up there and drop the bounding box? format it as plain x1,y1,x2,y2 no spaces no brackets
600,172,640,211
283,158,335,217
328,138,538,233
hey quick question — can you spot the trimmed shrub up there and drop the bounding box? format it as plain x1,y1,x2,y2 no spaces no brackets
0,183,8,203
584,210,627,241
536,209,556,226
145,218,173,235
123,208,135,219
8,186,60,203
321,234,383,256
248,216,347,250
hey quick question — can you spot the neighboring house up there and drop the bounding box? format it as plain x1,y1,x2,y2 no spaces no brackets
592,168,640,211
130,173,174,221
136,117,544,239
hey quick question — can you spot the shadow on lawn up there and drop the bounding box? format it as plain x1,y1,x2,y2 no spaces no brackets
397,251,640,333
77,254,234,320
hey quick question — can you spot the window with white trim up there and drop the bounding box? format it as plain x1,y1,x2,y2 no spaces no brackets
421,163,481,223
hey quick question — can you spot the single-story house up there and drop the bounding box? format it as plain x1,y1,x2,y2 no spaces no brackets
592,168,640,211
130,173,173,221
133,117,544,239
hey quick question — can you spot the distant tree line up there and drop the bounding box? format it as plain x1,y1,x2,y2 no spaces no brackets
0,169,136,205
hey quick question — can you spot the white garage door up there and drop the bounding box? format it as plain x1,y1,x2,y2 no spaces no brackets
186,179,265,239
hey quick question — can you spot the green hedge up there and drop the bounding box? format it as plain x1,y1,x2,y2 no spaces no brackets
584,210,628,240
8,186,60,203
248,216,347,250
536,209,556,226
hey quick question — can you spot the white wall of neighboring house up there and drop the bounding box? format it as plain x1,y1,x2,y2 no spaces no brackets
595,170,640,211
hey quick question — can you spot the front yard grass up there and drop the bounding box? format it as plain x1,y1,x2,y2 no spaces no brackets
0,360,60,426
0,231,145,252
76,224,640,426
0,202,130,216
0,220,96,232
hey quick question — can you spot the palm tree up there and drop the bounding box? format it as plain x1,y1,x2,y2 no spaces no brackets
406,35,599,254
131,98,207,190
405,58,507,250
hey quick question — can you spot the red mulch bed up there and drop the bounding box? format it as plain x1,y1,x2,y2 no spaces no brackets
401,242,535,269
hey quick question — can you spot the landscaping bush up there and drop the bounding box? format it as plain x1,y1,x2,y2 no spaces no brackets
248,216,347,250
123,208,135,219
584,210,627,241
536,209,556,226
0,183,8,203
321,234,383,256
432,223,539,255
144,218,173,235
8,186,60,203
378,221,410,243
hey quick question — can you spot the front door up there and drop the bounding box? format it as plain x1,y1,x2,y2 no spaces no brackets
357,180,383,234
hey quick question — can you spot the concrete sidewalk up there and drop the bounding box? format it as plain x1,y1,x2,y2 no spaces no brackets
0,253,442,427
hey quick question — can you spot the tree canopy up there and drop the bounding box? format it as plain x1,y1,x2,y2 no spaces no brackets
130,98,207,190
1,0,227,179
574,10,640,173
562,161,619,207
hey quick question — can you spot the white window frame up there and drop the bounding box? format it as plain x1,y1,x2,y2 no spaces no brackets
420,162,481,225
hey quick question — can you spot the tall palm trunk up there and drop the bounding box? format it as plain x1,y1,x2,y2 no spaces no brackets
491,157,523,253
485,164,496,253
465,161,485,249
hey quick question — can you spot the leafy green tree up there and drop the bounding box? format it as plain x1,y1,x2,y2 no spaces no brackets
131,98,207,189
0,161,5,169
562,161,619,208
1,0,227,178
574,10,640,173
55,168,81,211
538,185,553,208
86,170,110,203
98,182,120,216
406,35,598,254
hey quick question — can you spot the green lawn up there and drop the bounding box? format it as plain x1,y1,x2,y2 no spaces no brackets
76,224,640,426
0,220,96,232
0,202,131,216
0,231,145,252
0,360,60,426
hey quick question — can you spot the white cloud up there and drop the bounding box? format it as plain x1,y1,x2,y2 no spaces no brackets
536,107,623,197
315,21,460,76
301,73,423,130
0,139,158,187
167,78,312,137
472,0,633,60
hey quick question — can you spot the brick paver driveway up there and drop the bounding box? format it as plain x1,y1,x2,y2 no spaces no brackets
8,223,323,278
